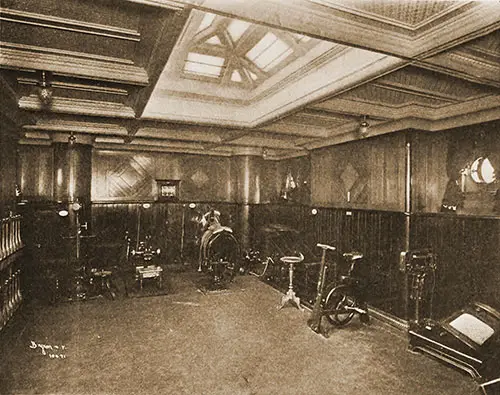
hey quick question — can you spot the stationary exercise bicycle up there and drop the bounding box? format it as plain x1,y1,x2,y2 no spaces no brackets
308,243,369,337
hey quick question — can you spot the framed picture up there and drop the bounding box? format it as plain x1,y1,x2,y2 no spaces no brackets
156,179,180,202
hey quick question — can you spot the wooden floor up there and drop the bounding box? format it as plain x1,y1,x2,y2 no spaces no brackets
0,271,478,395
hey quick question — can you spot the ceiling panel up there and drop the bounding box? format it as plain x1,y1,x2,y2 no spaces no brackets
0,0,499,158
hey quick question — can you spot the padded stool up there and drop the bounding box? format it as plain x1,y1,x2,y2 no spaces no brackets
277,253,304,311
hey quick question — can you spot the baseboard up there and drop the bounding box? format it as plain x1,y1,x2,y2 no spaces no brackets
368,306,409,335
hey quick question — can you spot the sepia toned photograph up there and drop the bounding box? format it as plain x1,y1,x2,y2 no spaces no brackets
0,0,499,394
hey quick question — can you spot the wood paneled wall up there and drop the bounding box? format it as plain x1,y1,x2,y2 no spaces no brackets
411,132,449,213
411,125,500,216
274,156,311,204
249,204,407,317
0,130,18,215
15,122,500,323
91,202,241,267
18,145,53,203
19,147,284,205
0,74,22,216
410,213,500,319
92,150,233,202
311,132,406,211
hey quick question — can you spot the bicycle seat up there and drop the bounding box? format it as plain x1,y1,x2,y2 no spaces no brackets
280,253,304,264
343,251,363,260
316,243,336,251
341,275,362,284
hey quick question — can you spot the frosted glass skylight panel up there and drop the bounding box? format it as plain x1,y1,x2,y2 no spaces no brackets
197,12,216,32
206,36,222,45
184,52,225,78
227,20,251,42
293,33,311,42
246,32,277,62
264,47,293,71
231,70,242,82
246,32,292,71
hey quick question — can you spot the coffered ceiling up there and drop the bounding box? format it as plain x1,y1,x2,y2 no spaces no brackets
1,0,499,159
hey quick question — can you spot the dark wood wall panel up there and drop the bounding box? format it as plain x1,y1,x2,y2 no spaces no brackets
311,132,406,211
92,151,156,201
412,125,500,216
258,160,279,203
92,150,232,202
0,130,19,214
91,202,241,267
274,156,311,204
179,155,232,202
410,213,500,319
249,204,406,316
411,132,449,213
18,145,54,202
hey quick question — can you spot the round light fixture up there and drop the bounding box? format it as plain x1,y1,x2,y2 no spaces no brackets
58,209,69,217
358,115,369,137
470,157,496,184
38,70,53,105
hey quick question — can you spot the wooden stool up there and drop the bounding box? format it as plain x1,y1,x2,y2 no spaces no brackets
136,265,163,290
277,253,304,311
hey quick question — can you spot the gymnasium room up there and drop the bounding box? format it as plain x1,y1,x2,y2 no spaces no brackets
0,0,499,394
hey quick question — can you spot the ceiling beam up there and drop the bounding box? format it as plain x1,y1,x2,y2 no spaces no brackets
144,0,500,60
0,41,149,85
130,8,192,117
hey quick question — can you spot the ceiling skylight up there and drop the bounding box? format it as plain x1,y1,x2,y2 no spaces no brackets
184,52,225,78
246,32,293,71
197,12,216,32
179,11,320,89
227,20,251,42
231,70,242,82
293,33,311,43
206,35,222,45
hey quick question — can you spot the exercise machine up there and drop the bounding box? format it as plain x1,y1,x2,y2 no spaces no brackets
308,244,370,337
403,250,500,393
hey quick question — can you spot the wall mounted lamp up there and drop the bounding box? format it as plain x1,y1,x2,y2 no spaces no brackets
37,70,53,106
358,115,370,137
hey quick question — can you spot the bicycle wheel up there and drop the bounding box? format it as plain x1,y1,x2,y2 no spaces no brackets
324,284,356,326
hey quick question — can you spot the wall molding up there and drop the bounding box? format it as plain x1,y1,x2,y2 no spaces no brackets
0,42,148,85
0,7,141,42
17,77,129,96
19,95,136,118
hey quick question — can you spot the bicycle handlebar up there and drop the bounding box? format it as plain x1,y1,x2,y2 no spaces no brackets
343,251,363,260
316,243,336,251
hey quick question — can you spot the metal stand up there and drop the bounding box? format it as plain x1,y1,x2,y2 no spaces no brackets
277,253,304,311
308,243,336,335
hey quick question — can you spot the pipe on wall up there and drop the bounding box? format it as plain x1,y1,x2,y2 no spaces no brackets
403,132,412,320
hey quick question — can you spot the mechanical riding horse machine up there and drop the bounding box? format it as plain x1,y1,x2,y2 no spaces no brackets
196,208,240,289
